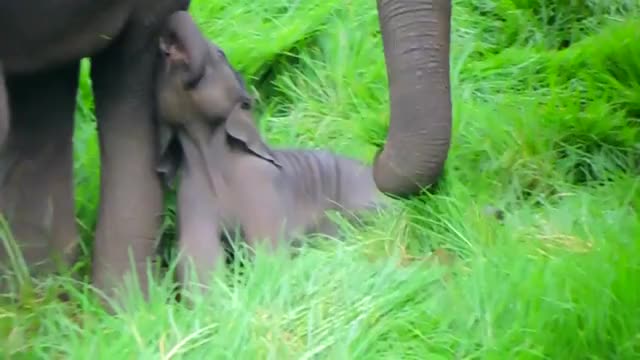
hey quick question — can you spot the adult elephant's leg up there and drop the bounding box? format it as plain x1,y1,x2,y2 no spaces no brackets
90,40,164,300
0,63,9,148
0,62,80,281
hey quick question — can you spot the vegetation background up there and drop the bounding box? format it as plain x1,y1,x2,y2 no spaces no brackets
2,0,640,358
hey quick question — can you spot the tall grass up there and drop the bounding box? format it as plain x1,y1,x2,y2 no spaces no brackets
1,0,639,358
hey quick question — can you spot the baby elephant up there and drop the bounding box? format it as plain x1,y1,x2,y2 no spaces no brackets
154,12,383,285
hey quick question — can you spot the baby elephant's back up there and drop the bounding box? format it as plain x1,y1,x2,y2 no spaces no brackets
273,148,381,212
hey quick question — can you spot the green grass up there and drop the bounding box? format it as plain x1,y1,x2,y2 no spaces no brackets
2,0,640,358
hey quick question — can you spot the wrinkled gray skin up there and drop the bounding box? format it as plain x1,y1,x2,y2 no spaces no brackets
0,0,453,299
0,1,190,298
0,63,7,147
155,17,383,283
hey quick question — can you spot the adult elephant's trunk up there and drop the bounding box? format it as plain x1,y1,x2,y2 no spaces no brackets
373,0,452,197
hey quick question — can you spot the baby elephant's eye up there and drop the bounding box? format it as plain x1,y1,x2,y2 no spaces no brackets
240,100,251,110
216,48,227,60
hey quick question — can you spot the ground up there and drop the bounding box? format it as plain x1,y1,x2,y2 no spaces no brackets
1,0,639,358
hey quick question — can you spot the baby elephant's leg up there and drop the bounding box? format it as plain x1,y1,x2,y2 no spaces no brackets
175,169,224,292
311,215,339,238
329,159,389,232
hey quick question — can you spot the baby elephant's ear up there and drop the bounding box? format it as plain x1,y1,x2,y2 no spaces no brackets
156,123,183,189
158,11,208,88
225,103,282,168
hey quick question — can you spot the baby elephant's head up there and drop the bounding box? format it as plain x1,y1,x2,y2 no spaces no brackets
154,11,279,189
155,11,250,127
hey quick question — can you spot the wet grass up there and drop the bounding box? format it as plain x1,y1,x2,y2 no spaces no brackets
1,0,640,358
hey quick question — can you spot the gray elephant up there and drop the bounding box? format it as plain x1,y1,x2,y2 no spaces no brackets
154,12,384,283
0,63,7,147
0,1,191,297
0,0,453,299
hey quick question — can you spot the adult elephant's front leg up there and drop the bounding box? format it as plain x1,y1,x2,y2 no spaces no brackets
0,63,9,147
0,63,80,286
90,43,164,300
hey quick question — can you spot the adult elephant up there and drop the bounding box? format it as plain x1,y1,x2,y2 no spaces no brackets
0,0,191,297
0,0,452,299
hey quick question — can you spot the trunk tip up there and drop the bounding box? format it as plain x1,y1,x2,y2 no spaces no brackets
372,148,446,198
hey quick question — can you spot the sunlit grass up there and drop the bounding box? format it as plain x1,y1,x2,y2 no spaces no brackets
1,0,639,358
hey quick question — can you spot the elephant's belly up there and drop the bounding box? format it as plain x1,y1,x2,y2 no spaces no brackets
0,0,132,74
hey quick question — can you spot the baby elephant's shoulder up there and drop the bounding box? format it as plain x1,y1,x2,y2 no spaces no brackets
229,151,282,184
